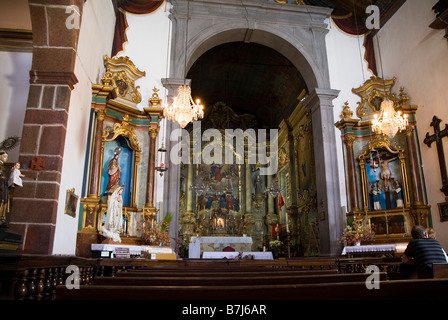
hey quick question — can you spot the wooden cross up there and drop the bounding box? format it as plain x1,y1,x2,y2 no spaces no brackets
424,115,448,196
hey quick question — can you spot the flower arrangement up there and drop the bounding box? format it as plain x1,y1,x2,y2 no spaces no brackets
142,213,172,246
269,239,283,248
339,218,375,246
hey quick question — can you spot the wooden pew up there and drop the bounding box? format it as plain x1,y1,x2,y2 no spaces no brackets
113,269,339,278
55,278,448,300
92,272,385,286
433,263,448,278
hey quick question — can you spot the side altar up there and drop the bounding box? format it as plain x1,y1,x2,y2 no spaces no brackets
335,77,430,245
75,55,168,257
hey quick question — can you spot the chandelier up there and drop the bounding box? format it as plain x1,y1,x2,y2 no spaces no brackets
163,85,204,128
371,98,408,138
163,0,204,128
265,177,283,198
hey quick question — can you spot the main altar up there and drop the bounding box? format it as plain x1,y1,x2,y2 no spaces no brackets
188,236,253,258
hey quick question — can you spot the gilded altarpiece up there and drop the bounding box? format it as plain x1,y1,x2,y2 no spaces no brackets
336,77,430,244
76,56,164,256
178,102,278,251
279,101,319,256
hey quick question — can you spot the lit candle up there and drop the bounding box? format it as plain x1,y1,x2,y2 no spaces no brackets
285,212,289,233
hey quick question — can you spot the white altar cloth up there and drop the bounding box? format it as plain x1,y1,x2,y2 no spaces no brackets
190,236,253,244
188,236,253,259
202,251,273,260
342,243,408,255
91,244,174,258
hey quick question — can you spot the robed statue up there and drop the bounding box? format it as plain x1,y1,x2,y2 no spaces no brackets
101,186,124,243
105,147,121,195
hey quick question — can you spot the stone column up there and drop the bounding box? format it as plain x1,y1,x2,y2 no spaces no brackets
303,88,342,256
161,78,190,241
8,0,82,254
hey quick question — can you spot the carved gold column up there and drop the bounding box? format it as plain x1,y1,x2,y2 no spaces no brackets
89,108,106,198
143,89,164,221
405,126,423,205
344,135,360,211
335,103,360,214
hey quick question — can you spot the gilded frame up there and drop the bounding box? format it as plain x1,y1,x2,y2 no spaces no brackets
358,136,412,239
100,114,142,208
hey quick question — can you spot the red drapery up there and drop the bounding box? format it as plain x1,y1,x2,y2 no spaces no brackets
331,6,378,76
112,0,164,57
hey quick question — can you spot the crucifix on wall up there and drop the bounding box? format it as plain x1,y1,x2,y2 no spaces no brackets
424,115,448,196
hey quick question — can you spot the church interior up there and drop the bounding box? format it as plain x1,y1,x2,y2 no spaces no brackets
1,0,448,304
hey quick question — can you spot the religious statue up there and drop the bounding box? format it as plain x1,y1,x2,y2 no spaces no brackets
254,175,263,195
392,180,403,208
105,147,121,195
379,156,398,191
101,186,124,243
8,162,25,188
371,182,382,210
0,151,10,224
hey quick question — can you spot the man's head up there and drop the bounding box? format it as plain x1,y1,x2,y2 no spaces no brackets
411,225,428,239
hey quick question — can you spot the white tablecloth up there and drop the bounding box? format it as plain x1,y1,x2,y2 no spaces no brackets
202,251,273,260
91,244,174,257
190,236,253,244
342,243,408,255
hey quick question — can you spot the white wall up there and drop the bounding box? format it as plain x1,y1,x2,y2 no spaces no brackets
52,0,116,255
0,51,32,161
374,0,448,249
325,18,375,217
116,3,172,214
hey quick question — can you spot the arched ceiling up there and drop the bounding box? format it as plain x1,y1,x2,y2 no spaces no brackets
187,42,308,129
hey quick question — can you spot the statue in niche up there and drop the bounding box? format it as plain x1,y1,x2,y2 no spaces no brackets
371,182,382,210
254,175,263,195
102,186,124,243
0,150,9,223
392,180,403,208
105,147,121,195
379,156,398,192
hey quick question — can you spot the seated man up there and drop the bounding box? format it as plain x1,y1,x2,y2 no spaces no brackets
401,225,448,279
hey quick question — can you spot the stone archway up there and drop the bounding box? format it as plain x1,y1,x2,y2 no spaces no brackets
163,0,342,255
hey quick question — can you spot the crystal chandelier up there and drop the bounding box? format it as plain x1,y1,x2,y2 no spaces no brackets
371,98,408,138
265,177,283,198
163,85,204,128
163,0,204,128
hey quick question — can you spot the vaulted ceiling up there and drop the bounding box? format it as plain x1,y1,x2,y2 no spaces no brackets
187,42,307,129
185,0,405,129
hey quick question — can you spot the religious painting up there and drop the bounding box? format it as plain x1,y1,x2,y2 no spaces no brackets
196,163,240,213
438,202,448,222
64,188,78,218
364,147,404,211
